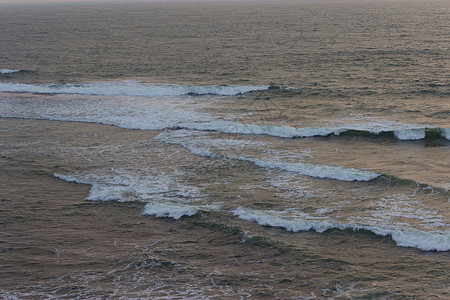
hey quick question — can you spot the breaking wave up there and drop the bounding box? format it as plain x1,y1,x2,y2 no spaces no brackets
0,81,447,142
182,121,449,141
52,172,449,251
53,173,218,220
143,203,220,220
53,171,203,203
154,131,381,182
0,81,270,96
1,69,21,74
233,207,450,252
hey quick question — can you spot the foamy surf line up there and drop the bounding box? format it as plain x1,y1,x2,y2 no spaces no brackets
154,132,381,182
0,81,271,96
170,120,449,142
53,173,220,220
186,121,450,141
0,82,447,141
1,69,21,74
143,203,221,220
53,171,204,202
53,174,449,251
233,207,450,252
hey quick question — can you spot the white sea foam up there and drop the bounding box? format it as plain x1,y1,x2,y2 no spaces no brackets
394,128,426,140
233,207,450,251
54,171,220,220
53,173,89,185
0,92,214,131
0,69,20,74
54,173,218,220
143,203,220,220
53,171,202,203
1,88,446,142
243,157,380,181
143,202,199,219
54,175,219,220
0,81,269,97
181,120,448,141
443,128,450,141
184,120,343,138
54,173,140,202
326,117,448,141
155,131,380,182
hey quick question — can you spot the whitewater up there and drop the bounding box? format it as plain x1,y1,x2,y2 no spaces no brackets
1,80,447,252
1,1,449,298
0,81,448,141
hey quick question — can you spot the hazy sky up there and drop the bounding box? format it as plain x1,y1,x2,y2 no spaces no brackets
0,0,237,3
0,0,311,3
0,0,261,3
0,0,309,4
0,0,198,3
0,0,283,3
0,0,427,4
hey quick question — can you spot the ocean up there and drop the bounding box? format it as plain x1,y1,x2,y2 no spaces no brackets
0,0,449,298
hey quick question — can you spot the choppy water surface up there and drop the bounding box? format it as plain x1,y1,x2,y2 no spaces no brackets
1,1,449,298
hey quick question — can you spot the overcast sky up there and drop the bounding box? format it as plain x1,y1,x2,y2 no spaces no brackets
0,0,197,3
0,0,235,3
0,0,434,4
0,0,347,3
0,0,314,4
0,0,284,3
0,0,272,3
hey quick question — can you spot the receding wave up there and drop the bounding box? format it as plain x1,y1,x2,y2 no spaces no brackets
233,207,450,252
155,131,381,182
0,81,270,96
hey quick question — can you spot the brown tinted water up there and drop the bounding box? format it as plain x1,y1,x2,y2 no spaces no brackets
0,0,449,298
1,119,449,298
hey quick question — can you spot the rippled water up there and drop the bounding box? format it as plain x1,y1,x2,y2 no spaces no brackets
1,1,449,298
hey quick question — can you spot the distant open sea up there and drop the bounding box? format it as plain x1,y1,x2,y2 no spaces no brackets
1,0,449,298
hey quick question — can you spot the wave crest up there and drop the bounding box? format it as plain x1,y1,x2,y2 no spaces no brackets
155,131,381,182
0,69,21,74
0,81,270,96
143,202,199,220
233,207,450,252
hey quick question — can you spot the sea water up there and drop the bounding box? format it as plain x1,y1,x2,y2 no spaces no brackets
0,1,449,298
